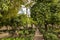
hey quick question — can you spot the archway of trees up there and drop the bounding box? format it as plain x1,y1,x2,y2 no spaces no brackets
0,0,60,40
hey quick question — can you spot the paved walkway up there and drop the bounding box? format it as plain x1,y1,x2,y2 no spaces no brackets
33,29,44,40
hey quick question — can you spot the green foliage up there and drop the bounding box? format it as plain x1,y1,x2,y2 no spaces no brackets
0,0,36,27
0,0,24,24
31,0,60,25
0,14,34,28
18,14,34,26
31,0,60,31
31,0,60,40
44,33,59,40
1,37,32,40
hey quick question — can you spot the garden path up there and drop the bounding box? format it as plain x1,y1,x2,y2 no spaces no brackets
33,28,44,40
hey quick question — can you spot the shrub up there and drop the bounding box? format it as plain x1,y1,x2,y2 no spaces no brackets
44,33,59,40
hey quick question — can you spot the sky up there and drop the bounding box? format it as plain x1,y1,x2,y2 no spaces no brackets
18,5,30,17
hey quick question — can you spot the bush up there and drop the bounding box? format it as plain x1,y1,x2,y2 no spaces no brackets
1,37,33,40
44,33,59,40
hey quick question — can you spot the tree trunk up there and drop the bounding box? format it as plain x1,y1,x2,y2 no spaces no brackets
45,23,47,31
51,23,54,30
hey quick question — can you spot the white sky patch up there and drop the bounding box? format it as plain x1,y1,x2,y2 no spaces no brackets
18,5,31,17
18,5,26,14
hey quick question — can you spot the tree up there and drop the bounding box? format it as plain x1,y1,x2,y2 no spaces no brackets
0,0,24,19
31,0,60,40
31,0,60,31
0,0,24,26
